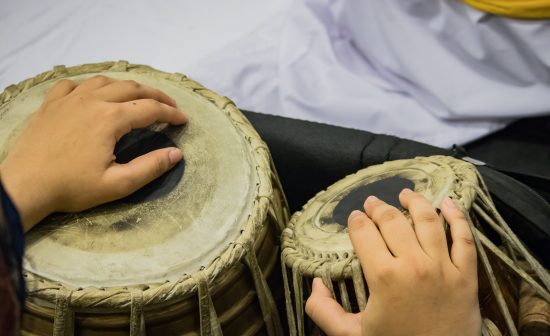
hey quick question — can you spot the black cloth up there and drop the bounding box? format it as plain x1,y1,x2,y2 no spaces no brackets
242,110,550,266
243,111,448,212
466,116,550,201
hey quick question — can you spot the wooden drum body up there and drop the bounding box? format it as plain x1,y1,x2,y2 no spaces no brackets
0,61,289,336
281,156,550,336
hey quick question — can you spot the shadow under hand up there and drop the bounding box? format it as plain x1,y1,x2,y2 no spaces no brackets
113,128,185,204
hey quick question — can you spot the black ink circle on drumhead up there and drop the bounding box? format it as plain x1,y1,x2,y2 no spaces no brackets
324,176,415,229
112,128,185,204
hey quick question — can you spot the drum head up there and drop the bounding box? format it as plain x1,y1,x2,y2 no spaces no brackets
289,156,477,262
0,65,258,287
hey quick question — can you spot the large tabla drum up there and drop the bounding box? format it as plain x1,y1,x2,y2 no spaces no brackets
0,61,289,335
281,156,550,336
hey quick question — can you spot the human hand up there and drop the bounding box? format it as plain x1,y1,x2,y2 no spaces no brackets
0,76,187,231
305,189,481,336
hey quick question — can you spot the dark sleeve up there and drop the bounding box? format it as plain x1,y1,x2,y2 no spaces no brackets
0,179,24,335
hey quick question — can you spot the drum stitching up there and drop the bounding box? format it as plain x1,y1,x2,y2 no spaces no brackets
53,287,74,336
129,290,145,336
192,270,222,336
243,240,284,336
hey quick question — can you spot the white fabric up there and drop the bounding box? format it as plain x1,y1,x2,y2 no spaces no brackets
2,0,550,147
191,0,550,147
0,0,290,91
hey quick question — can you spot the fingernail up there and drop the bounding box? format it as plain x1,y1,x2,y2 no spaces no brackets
401,188,413,195
366,195,378,203
168,148,183,164
350,210,363,217
348,210,364,222
443,197,455,209
177,110,188,124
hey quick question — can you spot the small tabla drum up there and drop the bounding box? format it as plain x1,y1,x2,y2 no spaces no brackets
281,155,550,336
0,61,289,335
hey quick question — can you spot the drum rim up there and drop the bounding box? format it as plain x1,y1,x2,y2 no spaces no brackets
2,61,277,310
281,155,478,279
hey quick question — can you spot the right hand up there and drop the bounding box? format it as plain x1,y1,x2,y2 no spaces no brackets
0,76,187,231
305,189,481,336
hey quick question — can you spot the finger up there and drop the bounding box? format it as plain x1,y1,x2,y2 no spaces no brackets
441,197,477,275
399,189,449,260
348,210,393,278
72,75,115,93
363,195,422,257
119,99,187,130
111,99,187,140
94,80,177,106
44,79,78,102
305,278,362,336
103,147,183,198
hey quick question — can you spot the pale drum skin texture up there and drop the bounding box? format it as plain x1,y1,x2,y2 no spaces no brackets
0,76,187,231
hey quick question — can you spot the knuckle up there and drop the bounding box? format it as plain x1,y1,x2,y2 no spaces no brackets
122,79,140,89
88,75,111,85
417,211,440,225
373,264,395,282
153,155,168,175
412,263,431,280
458,236,475,248
376,207,402,223
55,79,74,88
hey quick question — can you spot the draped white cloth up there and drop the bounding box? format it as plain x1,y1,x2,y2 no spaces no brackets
191,0,550,147
0,0,290,93
1,0,550,147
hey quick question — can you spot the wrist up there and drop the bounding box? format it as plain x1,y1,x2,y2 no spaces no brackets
0,164,54,231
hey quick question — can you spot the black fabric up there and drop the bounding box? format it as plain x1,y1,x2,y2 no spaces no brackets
242,111,447,212
465,115,550,201
242,110,550,266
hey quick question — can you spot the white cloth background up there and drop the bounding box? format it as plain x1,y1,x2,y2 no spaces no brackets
192,0,550,147
0,0,290,90
2,0,550,147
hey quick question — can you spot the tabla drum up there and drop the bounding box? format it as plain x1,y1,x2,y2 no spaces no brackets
281,155,550,336
0,61,289,335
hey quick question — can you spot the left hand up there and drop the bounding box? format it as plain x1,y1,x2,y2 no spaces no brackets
0,76,187,231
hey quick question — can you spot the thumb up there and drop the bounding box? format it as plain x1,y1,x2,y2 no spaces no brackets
104,147,182,198
305,278,361,336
